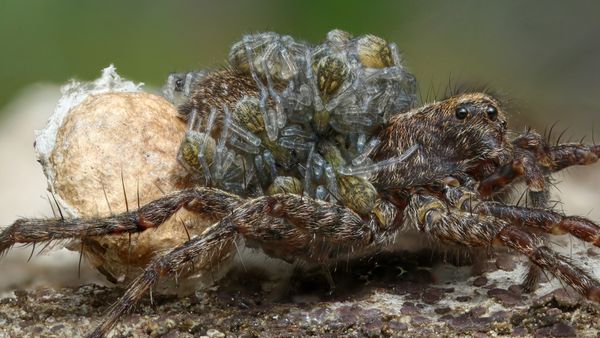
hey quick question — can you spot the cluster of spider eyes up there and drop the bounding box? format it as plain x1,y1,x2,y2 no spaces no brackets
162,30,418,212
455,105,498,120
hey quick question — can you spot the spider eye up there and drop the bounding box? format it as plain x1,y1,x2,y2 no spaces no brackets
486,105,498,120
455,107,468,120
175,79,184,91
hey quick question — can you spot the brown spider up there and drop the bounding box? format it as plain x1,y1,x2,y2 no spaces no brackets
2,31,600,337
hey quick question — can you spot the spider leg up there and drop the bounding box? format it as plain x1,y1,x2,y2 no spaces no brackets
476,202,600,247
549,143,600,172
446,185,600,292
408,193,600,302
497,226,600,300
479,131,600,197
90,221,237,338
90,193,376,338
477,158,526,196
444,186,600,248
0,187,242,256
479,200,600,291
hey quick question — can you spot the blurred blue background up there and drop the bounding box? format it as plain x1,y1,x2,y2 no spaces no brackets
1,0,599,130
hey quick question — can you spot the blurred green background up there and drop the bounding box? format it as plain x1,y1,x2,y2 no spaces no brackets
1,0,599,131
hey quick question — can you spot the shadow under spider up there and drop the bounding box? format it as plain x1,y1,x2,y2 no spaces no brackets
216,249,484,305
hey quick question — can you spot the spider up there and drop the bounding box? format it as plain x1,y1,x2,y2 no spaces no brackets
2,30,600,337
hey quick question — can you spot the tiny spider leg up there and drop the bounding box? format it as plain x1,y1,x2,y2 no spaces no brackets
408,193,600,302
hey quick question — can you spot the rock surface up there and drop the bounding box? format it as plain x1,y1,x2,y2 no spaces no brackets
1,252,599,337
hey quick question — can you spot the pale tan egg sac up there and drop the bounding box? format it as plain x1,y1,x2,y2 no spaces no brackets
39,91,223,290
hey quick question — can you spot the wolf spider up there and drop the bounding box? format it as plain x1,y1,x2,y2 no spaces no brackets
2,31,600,337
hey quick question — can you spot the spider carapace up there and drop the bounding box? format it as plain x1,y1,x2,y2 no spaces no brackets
2,30,600,337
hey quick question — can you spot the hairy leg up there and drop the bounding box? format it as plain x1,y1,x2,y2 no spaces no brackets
90,221,237,338
444,186,600,248
90,193,377,337
0,187,242,255
478,130,600,196
475,137,598,287
475,202,600,247
446,183,600,288
445,184,600,291
408,193,600,301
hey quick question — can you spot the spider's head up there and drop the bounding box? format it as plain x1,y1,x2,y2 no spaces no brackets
434,92,512,170
377,92,512,174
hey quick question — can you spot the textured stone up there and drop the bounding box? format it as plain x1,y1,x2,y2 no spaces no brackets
550,321,576,337
487,288,522,307
473,276,488,287
422,288,444,304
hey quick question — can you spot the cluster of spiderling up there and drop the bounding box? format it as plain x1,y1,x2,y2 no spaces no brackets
163,30,418,215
